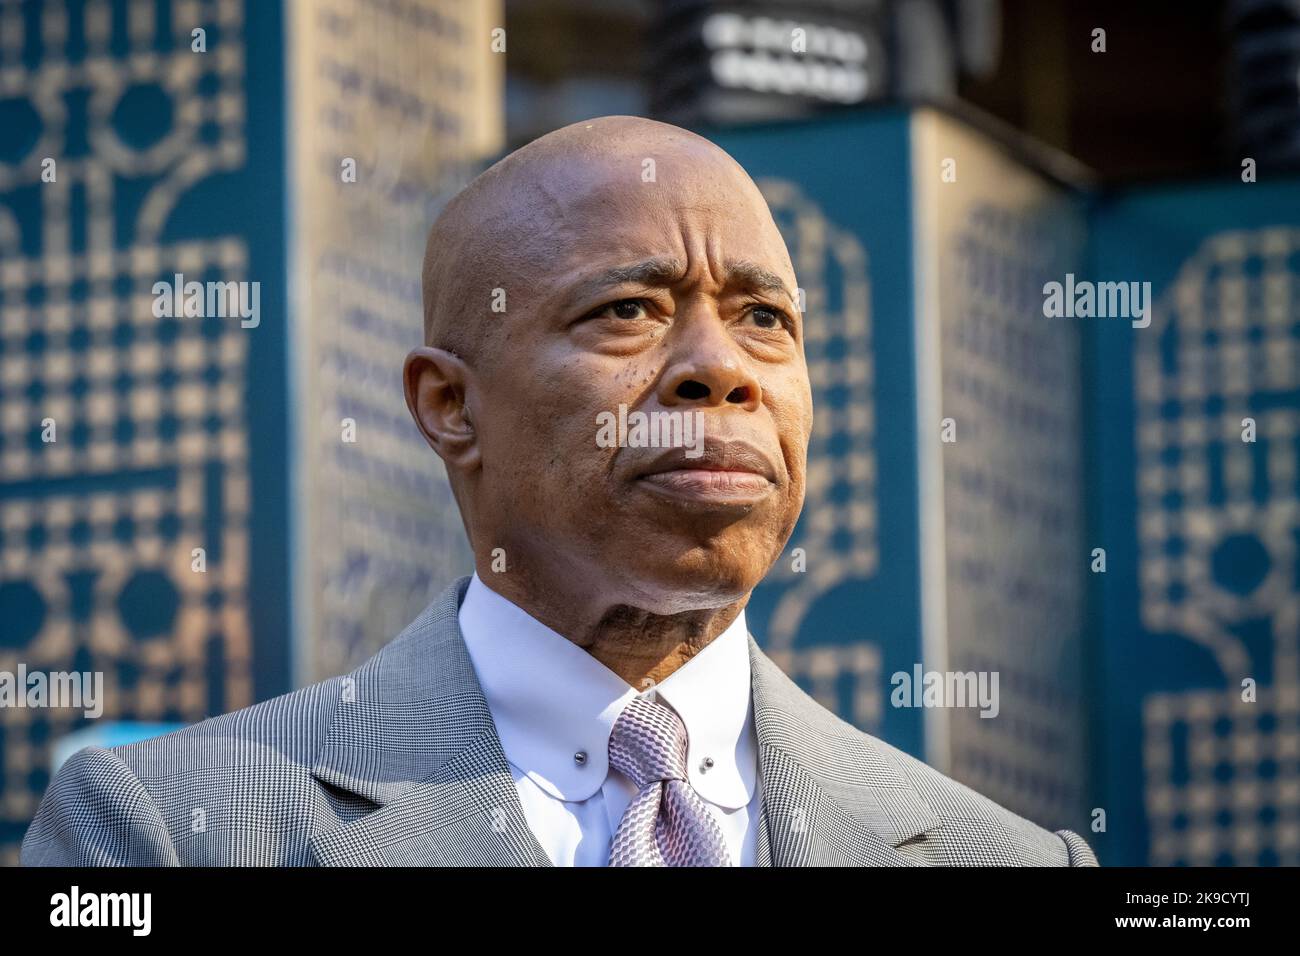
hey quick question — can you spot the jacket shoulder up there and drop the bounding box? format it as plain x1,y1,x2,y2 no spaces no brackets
22,674,351,866
109,674,346,778
863,730,1099,866
751,640,1098,865
23,578,473,866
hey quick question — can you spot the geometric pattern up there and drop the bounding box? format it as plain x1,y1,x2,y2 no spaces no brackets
1137,227,1300,865
749,177,880,730
0,0,251,865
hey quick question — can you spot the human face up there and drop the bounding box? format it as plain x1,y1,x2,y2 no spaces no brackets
466,140,814,613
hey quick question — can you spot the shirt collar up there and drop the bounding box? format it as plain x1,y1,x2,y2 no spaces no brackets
457,572,757,809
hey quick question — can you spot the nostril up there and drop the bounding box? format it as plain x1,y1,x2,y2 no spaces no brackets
676,380,709,400
726,385,751,404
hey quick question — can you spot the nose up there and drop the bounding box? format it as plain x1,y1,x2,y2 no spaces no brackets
655,311,762,412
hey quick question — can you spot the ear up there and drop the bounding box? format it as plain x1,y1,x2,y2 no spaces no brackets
403,346,481,472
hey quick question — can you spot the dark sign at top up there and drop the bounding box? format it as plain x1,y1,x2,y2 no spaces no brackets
651,1,890,125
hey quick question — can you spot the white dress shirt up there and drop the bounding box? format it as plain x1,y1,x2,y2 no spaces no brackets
457,572,762,866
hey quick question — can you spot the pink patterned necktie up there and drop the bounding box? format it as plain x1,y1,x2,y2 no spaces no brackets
606,694,732,867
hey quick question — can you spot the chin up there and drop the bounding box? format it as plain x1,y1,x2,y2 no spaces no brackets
606,551,767,613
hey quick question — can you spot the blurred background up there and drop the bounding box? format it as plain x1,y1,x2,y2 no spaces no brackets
1,0,1298,866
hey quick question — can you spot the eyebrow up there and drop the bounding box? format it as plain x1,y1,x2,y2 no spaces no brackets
566,257,796,307
564,257,684,305
725,261,796,304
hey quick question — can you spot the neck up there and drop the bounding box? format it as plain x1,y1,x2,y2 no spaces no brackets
474,563,749,688
576,601,746,688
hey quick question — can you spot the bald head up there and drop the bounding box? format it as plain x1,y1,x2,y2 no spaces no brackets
420,116,786,366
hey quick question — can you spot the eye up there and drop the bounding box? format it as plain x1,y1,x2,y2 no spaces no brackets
747,304,793,333
591,299,650,321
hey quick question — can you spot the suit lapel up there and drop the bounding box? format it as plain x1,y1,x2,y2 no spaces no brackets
308,576,551,866
748,637,943,866
307,575,941,867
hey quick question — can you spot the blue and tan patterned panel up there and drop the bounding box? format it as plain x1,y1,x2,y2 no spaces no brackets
1137,228,1300,866
1092,184,1300,865
0,0,287,865
752,176,881,732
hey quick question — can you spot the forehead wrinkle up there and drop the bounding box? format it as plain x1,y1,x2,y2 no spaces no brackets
421,115,794,352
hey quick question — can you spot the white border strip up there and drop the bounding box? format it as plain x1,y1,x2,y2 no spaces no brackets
909,109,952,772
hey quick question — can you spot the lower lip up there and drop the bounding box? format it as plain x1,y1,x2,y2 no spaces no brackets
637,469,774,504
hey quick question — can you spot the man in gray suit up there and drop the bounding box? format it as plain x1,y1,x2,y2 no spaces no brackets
24,116,1097,867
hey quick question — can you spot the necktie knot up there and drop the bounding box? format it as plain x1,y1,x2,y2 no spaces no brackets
608,694,689,789
605,693,733,866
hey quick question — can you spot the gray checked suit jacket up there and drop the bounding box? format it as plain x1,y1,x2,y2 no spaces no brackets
22,575,1099,866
